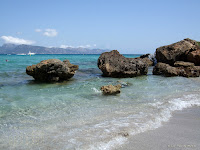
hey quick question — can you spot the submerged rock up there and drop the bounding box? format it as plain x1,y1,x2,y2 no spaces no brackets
156,38,199,65
26,59,79,82
100,84,121,95
98,50,148,77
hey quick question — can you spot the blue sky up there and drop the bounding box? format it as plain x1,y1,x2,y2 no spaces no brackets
0,0,200,54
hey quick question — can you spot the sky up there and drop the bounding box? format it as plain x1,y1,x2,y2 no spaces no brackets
0,0,200,54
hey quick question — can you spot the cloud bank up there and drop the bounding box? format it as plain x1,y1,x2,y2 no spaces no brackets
60,44,96,49
1,36,35,45
35,28,58,37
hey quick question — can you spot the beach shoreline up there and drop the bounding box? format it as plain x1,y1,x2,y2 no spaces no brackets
117,106,200,150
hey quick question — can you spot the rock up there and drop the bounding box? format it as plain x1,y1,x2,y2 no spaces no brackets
153,63,179,77
139,53,151,59
187,49,200,65
153,62,200,77
117,80,131,88
174,61,194,67
135,54,154,66
156,38,199,65
26,59,79,82
98,50,148,77
100,84,121,95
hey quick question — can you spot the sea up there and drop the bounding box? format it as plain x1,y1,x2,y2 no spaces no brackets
0,54,200,150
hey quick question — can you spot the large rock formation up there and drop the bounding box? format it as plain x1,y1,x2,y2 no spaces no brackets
98,50,148,77
26,59,79,82
100,84,121,95
156,38,199,65
154,38,200,77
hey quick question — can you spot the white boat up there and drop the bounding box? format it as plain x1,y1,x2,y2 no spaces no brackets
28,51,36,56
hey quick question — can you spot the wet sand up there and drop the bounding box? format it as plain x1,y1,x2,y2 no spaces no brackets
117,107,200,150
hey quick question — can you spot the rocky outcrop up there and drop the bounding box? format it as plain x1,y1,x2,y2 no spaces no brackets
135,54,154,66
153,38,200,77
153,62,200,77
26,59,79,82
100,84,121,95
156,38,199,65
98,50,148,77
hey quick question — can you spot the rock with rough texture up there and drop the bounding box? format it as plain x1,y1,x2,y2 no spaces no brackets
26,59,79,82
135,54,154,66
187,49,200,65
98,50,148,77
100,84,121,95
153,63,179,77
156,38,199,65
153,62,200,77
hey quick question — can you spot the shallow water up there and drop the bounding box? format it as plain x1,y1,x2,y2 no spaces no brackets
0,54,200,150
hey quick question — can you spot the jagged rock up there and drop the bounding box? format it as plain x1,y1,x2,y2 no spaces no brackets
153,62,200,77
156,38,199,65
135,54,154,66
26,59,79,82
100,84,121,95
98,50,148,77
187,49,200,65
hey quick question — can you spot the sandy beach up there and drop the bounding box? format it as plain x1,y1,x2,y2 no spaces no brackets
117,107,200,150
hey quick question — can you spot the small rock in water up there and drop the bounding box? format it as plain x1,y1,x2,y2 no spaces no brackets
117,80,131,88
100,84,121,95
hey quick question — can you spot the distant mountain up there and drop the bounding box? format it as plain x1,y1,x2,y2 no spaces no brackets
0,44,108,54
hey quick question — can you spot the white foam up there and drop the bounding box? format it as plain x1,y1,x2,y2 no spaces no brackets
91,87,102,93
87,94,200,150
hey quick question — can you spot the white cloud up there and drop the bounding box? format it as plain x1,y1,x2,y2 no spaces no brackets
93,44,97,47
60,45,74,49
43,29,58,37
60,44,95,49
78,45,91,48
35,29,42,32
1,36,35,45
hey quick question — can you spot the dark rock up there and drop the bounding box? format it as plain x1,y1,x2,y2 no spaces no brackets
26,59,79,82
98,50,148,77
140,54,151,59
100,84,121,95
187,49,200,65
156,38,199,65
153,62,200,77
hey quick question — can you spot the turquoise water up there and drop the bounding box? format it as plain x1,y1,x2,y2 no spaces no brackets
0,54,200,150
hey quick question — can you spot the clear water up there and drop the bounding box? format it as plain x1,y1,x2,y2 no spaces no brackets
0,54,200,150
